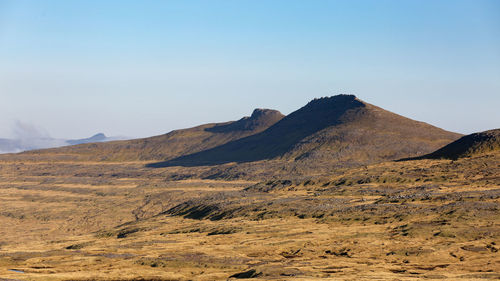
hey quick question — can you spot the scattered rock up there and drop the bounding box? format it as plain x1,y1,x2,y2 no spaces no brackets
229,269,262,279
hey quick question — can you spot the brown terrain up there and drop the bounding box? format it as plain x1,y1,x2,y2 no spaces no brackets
0,96,498,280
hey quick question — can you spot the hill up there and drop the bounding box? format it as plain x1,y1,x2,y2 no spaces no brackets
66,133,108,145
150,95,461,168
413,128,500,160
24,108,284,161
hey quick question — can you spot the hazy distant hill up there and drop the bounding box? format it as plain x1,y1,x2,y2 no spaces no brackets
0,133,123,154
150,95,461,168
26,109,285,161
412,128,500,160
67,133,108,145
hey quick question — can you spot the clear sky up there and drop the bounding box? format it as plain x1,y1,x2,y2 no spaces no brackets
1,0,499,139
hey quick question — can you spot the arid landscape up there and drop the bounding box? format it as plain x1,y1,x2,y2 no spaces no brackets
2,0,499,279
0,95,499,280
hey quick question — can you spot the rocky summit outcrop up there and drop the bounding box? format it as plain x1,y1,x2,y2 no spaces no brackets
206,109,284,133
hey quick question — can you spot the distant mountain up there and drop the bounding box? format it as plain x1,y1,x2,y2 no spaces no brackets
0,133,125,154
25,109,285,161
67,133,108,145
412,129,500,160
150,95,462,168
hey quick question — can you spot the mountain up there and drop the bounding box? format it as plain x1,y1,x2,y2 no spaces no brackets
413,128,500,160
26,109,285,161
150,95,462,168
67,133,108,145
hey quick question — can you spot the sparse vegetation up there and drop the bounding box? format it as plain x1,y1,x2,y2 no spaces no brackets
0,148,498,280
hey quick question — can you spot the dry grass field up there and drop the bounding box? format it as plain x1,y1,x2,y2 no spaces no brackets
0,149,499,280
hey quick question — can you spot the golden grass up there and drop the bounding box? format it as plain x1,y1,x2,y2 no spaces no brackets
0,152,499,280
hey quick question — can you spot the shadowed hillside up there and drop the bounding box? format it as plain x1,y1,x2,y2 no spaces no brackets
411,128,500,160
22,109,284,161
149,95,461,168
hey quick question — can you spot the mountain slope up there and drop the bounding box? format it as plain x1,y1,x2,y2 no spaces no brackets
25,109,284,161
150,95,461,168
414,128,500,160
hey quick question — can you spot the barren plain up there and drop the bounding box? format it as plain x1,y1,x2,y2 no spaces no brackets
0,149,498,280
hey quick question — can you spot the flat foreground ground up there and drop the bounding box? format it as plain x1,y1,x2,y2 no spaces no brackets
0,153,499,280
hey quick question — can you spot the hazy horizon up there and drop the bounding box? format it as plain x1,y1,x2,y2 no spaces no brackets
1,0,499,139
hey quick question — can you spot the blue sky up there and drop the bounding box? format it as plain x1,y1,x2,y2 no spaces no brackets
1,0,499,139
